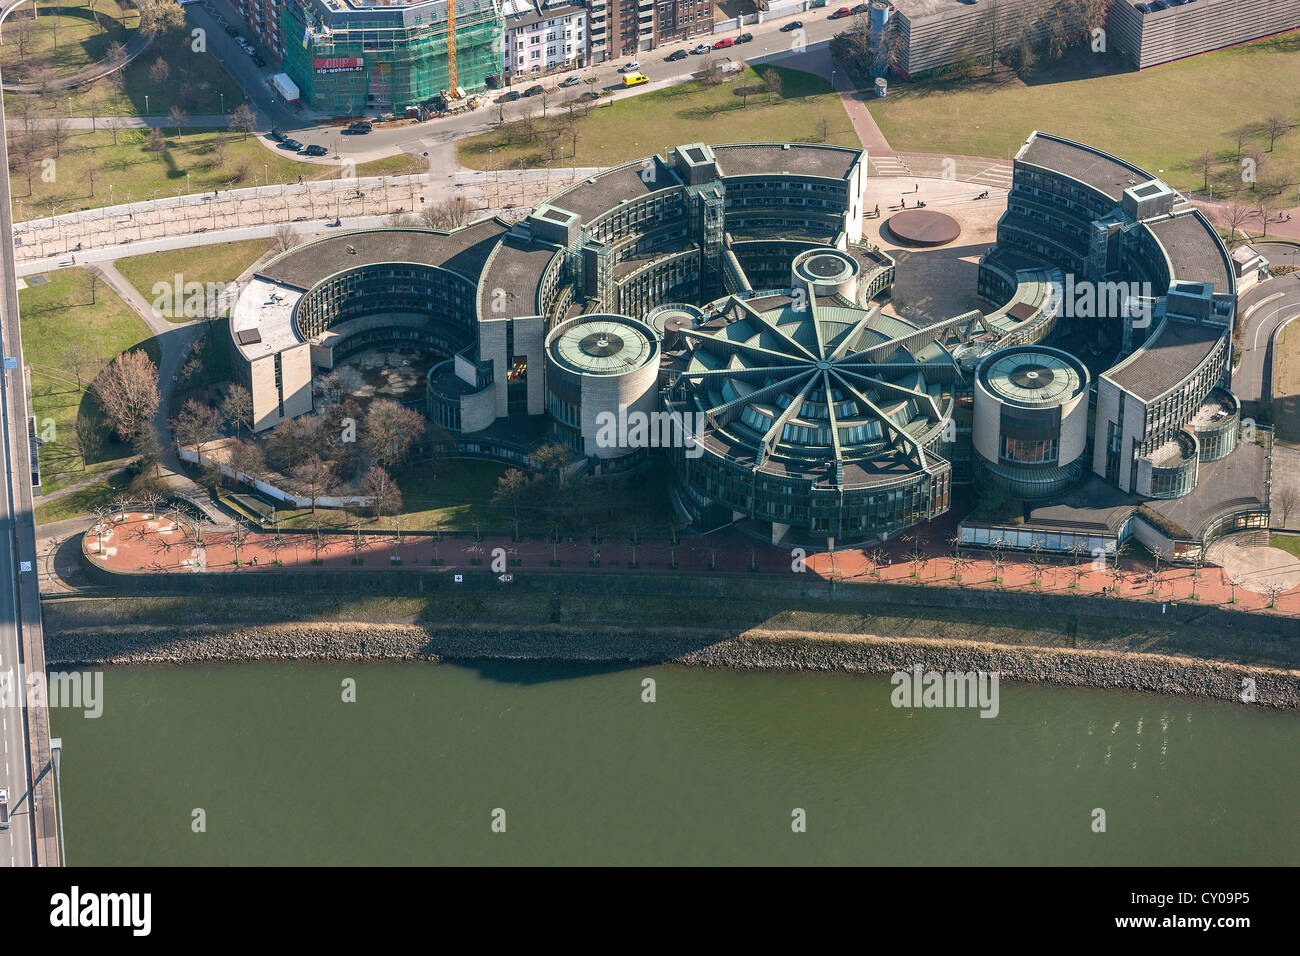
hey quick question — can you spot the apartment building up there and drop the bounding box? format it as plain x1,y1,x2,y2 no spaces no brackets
502,0,587,77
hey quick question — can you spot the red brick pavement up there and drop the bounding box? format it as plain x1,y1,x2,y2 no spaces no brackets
83,513,1300,617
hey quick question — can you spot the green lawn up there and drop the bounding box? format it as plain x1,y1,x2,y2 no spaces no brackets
0,3,137,80
457,65,858,170
35,468,134,524
870,32,1300,196
116,238,275,319
19,267,158,494
1270,533,1300,558
6,128,421,219
269,457,678,536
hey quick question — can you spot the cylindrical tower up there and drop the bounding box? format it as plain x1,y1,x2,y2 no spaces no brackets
544,314,661,465
791,248,860,302
973,346,1090,500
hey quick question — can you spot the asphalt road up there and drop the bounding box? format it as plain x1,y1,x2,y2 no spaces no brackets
194,0,846,160
0,66,56,867
1234,245,1300,407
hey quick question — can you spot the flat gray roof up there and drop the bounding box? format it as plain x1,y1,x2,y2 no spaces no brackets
714,143,860,181
549,164,664,225
478,235,563,319
1144,211,1234,294
1145,440,1268,538
257,220,506,290
1106,319,1224,402
1017,133,1153,203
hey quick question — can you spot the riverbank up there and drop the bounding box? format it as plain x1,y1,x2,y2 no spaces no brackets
44,618,1300,708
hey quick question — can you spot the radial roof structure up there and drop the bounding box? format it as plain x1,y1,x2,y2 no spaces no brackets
671,292,957,487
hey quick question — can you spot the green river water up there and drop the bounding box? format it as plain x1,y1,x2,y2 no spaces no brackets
48,661,1300,865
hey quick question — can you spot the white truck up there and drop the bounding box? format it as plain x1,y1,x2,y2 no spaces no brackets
0,788,9,830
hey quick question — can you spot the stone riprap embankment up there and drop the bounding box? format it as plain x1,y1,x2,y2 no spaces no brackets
46,621,1300,708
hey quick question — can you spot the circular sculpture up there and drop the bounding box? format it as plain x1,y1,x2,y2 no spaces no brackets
791,248,860,299
886,209,962,247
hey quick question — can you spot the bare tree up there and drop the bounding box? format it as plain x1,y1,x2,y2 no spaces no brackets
171,398,222,463
167,105,188,136
1277,484,1299,527
272,222,297,253
292,454,336,513
228,104,257,142
362,399,426,471
47,114,73,159
92,349,160,445
1192,150,1216,193
362,465,403,521
1263,111,1291,152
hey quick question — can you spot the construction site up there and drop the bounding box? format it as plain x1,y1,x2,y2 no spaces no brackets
280,0,504,115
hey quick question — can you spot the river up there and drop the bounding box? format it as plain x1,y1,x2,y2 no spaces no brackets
48,661,1300,865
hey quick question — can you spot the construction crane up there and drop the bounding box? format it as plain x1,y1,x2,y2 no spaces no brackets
446,0,458,92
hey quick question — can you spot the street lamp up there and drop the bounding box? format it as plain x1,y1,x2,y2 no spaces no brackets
187,172,191,194
51,738,65,868
220,91,225,114
145,94,149,113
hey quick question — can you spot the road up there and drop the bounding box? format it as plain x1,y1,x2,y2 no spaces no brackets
0,66,59,867
192,0,851,161
1233,244,1300,408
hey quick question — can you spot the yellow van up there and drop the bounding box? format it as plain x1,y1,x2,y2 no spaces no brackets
622,72,649,87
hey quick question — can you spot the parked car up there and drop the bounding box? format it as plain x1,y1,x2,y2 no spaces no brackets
713,37,735,49
619,61,640,72
666,49,687,61
279,138,304,151
303,144,328,156
692,43,711,54
523,84,545,96
830,6,852,17
268,127,286,141
344,121,372,134
252,54,267,67
224,25,238,36
810,0,827,6
500,90,521,102
560,75,581,87
851,2,870,11
621,72,649,87
735,33,753,44
781,20,803,31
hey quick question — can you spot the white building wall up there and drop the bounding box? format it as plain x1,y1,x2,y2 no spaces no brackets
504,2,588,75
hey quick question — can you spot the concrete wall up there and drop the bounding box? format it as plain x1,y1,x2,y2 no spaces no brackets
1108,0,1300,70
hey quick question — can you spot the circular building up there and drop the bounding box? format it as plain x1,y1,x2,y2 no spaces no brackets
544,314,661,470
665,291,955,545
791,248,860,300
973,345,1089,500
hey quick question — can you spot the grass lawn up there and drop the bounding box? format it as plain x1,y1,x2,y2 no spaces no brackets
35,469,134,524
116,238,275,318
870,32,1300,195
268,457,678,536
8,128,422,219
457,65,858,170
1270,533,1300,558
0,4,136,80
19,267,159,494
1273,320,1300,442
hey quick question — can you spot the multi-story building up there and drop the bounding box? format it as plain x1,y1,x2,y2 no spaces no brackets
280,0,504,114
1107,0,1300,70
586,0,710,62
229,135,1268,554
501,0,586,79
232,0,285,61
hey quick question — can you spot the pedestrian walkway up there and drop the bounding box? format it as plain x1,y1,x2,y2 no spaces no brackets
84,513,1300,618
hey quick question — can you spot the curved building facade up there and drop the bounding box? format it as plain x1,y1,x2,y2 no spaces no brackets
973,346,1089,500
227,133,1268,552
544,314,660,466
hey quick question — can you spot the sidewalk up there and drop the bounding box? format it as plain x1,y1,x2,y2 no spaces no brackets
85,514,1300,617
